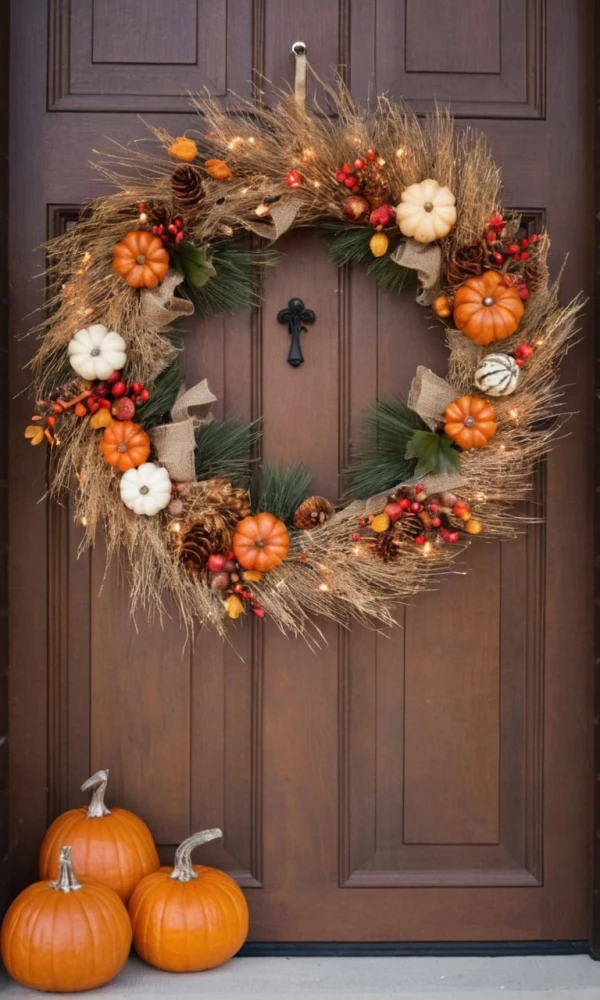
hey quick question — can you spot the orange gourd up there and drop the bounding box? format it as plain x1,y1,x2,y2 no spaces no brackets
233,512,290,572
101,420,150,472
2,846,131,992
205,158,232,180
168,136,198,162
453,269,524,345
39,769,160,903
444,395,497,449
113,230,169,288
128,829,249,972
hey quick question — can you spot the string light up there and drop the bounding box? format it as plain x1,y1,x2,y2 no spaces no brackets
499,443,506,451
169,521,181,533
395,147,406,159
138,211,148,223
247,136,256,144
352,545,361,556
423,541,432,555
536,337,545,346
241,187,249,194
227,136,244,150
302,148,316,162
319,582,329,593
376,156,386,167
508,407,519,420
80,516,88,527
82,251,92,265
312,180,321,188
254,203,270,217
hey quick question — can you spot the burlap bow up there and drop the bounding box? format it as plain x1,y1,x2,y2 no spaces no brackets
407,366,464,494
241,198,303,241
391,239,442,306
151,380,216,482
140,269,195,331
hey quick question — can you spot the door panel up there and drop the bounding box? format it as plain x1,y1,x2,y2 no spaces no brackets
9,0,593,941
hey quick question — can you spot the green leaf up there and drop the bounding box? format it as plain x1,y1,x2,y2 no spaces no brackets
404,430,461,480
172,240,216,289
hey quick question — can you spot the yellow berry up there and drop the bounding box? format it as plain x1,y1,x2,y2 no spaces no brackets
369,232,389,257
465,519,483,535
371,512,391,533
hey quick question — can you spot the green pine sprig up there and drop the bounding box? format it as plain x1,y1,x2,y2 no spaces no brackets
345,398,429,500
318,221,416,296
178,242,277,316
250,462,312,526
194,419,261,488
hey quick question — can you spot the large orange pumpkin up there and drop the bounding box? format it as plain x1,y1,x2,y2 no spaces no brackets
444,395,497,449
113,230,169,288
453,269,524,344
233,512,290,572
39,769,160,903
2,846,131,992
100,420,150,472
128,829,249,972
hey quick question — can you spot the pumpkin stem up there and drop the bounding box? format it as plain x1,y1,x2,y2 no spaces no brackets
50,846,82,893
170,828,223,883
81,769,111,818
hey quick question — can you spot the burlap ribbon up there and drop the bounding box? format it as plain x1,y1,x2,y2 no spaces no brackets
140,269,195,331
241,198,302,241
151,380,216,482
407,366,464,493
391,239,442,306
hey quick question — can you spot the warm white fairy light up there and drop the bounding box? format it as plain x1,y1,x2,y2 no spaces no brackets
536,337,545,346
395,147,405,159
319,582,329,593
82,251,92,265
227,136,244,150
312,180,321,188
508,407,519,420
352,545,361,556
376,156,386,167
169,521,181,533
80,516,88,527
499,443,506,451
241,187,249,194
139,211,148,223
423,541,432,555
247,136,256,144
302,148,316,161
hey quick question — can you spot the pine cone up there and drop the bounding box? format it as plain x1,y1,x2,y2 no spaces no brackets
172,164,205,216
293,496,334,530
179,515,230,573
374,529,404,563
195,479,251,522
446,241,485,288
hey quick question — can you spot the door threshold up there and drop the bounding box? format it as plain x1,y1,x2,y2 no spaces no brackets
239,940,589,957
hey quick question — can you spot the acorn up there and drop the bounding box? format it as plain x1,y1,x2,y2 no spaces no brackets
211,572,231,592
342,195,370,224
432,292,452,319
369,232,389,257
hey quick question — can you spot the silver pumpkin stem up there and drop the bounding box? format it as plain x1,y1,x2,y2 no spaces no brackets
81,769,111,818
50,846,82,893
170,828,223,882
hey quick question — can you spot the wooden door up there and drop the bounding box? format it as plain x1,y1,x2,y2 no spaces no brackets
9,0,593,941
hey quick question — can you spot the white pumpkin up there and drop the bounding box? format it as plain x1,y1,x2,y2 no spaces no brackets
120,463,172,516
474,353,520,397
68,324,127,380
395,179,456,244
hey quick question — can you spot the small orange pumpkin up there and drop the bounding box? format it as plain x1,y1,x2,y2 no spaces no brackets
128,829,249,972
205,158,232,181
2,846,132,992
100,420,150,472
444,395,497,449
233,512,290,572
113,230,169,288
39,770,160,903
453,269,524,344
168,136,198,162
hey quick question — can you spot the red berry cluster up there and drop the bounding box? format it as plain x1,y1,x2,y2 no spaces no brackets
207,552,265,617
152,215,184,247
355,486,475,554
513,343,534,368
485,213,542,302
335,148,378,193
86,371,150,420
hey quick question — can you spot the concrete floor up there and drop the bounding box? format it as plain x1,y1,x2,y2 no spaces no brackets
2,956,600,999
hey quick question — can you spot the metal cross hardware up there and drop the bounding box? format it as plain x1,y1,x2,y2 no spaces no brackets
277,297,316,367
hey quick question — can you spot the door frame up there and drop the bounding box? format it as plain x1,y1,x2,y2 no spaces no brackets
1,0,598,956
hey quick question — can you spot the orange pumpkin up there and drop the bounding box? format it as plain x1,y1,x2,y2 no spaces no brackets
444,395,497,449
113,230,169,288
100,420,150,472
453,269,524,344
39,769,160,903
2,846,131,992
233,512,290,572
128,829,249,972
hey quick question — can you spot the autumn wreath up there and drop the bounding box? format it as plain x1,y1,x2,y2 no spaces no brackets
25,63,581,638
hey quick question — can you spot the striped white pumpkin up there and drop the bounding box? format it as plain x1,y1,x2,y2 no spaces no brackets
474,353,520,397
